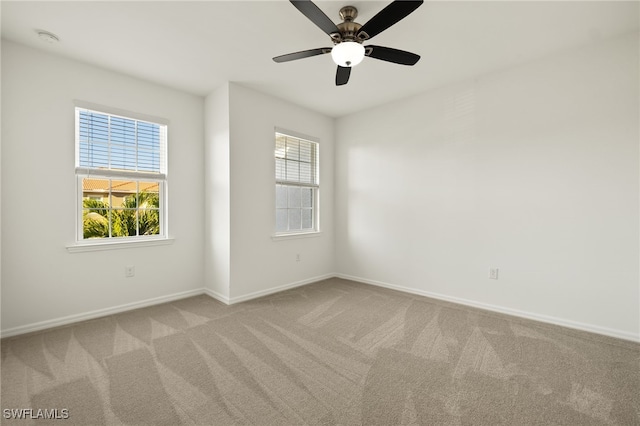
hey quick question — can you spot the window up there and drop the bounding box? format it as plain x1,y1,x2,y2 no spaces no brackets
75,107,167,242
275,131,319,234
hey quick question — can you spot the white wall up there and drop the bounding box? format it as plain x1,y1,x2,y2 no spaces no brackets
227,83,335,301
335,33,640,341
204,83,231,300
1,41,205,334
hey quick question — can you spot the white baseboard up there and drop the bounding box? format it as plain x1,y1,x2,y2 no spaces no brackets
5,273,637,344
228,273,336,304
0,288,205,339
1,274,335,338
203,288,230,305
336,273,640,344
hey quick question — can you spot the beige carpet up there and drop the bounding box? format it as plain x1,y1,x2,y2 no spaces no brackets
1,278,638,425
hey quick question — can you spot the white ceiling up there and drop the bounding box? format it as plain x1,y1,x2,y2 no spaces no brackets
2,1,638,117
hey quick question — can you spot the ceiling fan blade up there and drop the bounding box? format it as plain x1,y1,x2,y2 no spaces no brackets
336,66,351,86
357,0,424,41
290,0,340,37
273,48,331,63
365,45,420,65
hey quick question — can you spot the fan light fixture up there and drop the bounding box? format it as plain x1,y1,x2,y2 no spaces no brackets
331,42,365,67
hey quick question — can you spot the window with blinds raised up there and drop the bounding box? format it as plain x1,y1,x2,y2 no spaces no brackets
275,132,319,234
75,107,167,242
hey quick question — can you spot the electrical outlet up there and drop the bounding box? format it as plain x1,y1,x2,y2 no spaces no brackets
296,254,301,262
489,268,499,280
125,266,135,278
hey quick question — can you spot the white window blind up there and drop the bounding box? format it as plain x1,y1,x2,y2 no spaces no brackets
275,132,318,187
76,108,166,178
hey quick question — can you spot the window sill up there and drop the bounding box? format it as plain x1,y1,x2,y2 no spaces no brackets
271,231,322,241
67,237,174,253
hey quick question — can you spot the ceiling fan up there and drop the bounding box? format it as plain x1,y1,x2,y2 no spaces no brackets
273,0,424,86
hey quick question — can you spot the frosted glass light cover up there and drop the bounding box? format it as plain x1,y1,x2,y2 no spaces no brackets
331,42,365,67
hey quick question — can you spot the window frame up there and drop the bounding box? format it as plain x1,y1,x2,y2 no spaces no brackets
274,129,320,236
73,103,169,246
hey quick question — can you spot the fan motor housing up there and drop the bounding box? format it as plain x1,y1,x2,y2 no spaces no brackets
336,21,362,42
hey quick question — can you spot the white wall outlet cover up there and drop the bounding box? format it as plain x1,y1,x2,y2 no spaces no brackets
125,266,135,277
